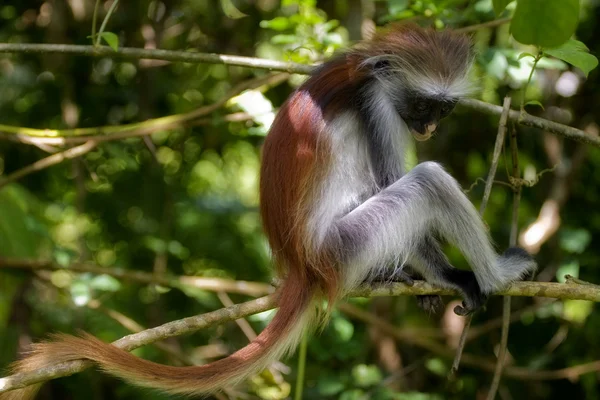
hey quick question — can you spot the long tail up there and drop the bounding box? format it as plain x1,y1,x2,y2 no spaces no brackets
0,278,316,399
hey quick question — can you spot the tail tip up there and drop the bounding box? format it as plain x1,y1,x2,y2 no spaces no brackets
502,246,537,274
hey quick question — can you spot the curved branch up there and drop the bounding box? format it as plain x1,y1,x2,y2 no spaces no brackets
0,72,288,142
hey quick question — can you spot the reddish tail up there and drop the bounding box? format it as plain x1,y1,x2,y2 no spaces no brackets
0,277,316,399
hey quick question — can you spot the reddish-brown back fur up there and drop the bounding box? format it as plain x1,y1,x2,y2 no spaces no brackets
259,54,367,303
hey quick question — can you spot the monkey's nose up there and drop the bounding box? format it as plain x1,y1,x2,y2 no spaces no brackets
426,123,437,134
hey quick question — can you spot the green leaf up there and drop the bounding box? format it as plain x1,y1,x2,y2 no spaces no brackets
90,274,121,292
317,377,346,396
493,0,512,15
351,364,383,387
518,52,536,60
511,0,580,48
525,100,545,110
560,228,591,253
99,31,119,51
220,0,247,19
259,16,290,31
388,0,409,14
544,39,599,77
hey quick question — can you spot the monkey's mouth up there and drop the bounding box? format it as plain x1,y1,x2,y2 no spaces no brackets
410,123,437,142
410,129,432,141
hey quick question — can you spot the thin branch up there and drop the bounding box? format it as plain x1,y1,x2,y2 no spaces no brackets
96,0,119,47
0,73,288,142
452,97,513,377
2,257,600,301
0,44,594,147
459,99,600,147
0,141,97,191
455,17,512,34
487,111,522,400
481,96,512,215
0,43,314,74
0,295,278,393
340,303,600,380
0,257,274,297
2,281,600,393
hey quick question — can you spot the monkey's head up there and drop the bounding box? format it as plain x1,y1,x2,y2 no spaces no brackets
361,24,474,141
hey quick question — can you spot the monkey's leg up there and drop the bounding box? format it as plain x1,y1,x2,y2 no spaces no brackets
409,236,486,315
336,162,532,301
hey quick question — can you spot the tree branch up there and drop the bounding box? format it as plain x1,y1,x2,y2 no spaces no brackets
0,44,595,147
0,44,314,74
2,257,599,301
0,72,288,143
0,141,97,191
458,99,600,147
0,257,274,297
2,280,598,394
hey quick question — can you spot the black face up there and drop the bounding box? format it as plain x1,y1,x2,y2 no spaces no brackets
397,95,458,140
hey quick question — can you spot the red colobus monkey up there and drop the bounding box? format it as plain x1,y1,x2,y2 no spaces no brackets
1,24,535,398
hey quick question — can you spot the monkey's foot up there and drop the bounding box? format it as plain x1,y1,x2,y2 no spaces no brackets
416,295,444,314
445,270,487,316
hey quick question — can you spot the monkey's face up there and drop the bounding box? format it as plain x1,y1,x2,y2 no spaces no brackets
398,96,458,141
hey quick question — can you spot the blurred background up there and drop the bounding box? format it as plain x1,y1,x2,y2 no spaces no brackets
0,1,599,399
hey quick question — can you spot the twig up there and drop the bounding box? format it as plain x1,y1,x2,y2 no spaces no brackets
455,17,512,34
487,109,522,400
0,257,275,297
0,141,97,191
458,99,600,147
0,44,314,74
340,303,600,380
451,96,512,378
0,73,288,142
217,291,258,341
96,0,120,47
480,97,512,215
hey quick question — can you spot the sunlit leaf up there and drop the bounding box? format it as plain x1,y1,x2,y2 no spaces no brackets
351,364,382,387
518,52,536,60
563,300,593,324
220,0,247,19
545,39,599,77
90,274,121,292
99,31,119,51
525,100,545,110
511,0,579,48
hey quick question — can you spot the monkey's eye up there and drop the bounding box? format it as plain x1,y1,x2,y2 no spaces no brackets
440,101,457,117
